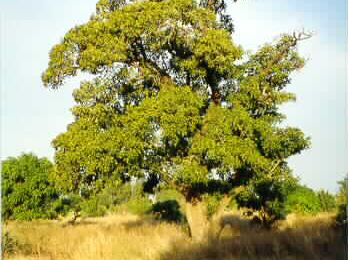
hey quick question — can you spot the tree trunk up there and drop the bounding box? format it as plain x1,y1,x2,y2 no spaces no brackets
185,195,230,243
209,195,230,240
185,200,209,243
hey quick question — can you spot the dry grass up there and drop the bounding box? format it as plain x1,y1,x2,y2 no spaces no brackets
3,212,344,260
3,214,188,260
162,213,344,260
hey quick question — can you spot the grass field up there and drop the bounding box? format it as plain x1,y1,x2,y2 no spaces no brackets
2,212,344,260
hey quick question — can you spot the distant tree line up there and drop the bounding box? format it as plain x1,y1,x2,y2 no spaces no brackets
1,152,341,222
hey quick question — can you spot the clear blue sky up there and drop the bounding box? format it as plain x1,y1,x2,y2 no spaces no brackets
1,0,347,193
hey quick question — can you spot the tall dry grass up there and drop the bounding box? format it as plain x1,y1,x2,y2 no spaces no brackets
162,213,344,260
3,214,188,260
3,212,344,260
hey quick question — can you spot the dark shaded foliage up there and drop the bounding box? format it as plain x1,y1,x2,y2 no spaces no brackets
151,200,184,222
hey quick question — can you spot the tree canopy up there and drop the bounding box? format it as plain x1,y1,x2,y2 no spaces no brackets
43,0,310,238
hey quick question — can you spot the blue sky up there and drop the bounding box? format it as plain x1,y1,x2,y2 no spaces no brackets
1,0,347,193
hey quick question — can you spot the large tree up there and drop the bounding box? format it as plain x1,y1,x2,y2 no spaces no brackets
43,0,310,240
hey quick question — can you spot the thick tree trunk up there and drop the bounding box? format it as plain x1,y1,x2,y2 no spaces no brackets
185,200,209,243
185,195,230,243
210,195,230,239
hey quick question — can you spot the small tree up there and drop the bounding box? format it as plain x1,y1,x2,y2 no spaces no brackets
1,153,60,220
317,189,336,213
43,0,310,241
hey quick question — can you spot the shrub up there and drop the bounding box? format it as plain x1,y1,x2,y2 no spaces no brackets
152,200,184,223
51,196,78,216
156,188,184,204
235,177,291,226
80,196,108,217
1,153,62,220
115,197,153,215
107,182,153,215
285,185,321,215
72,182,151,217
336,179,347,224
317,190,336,212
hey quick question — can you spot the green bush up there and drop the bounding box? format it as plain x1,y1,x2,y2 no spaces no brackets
80,196,108,217
156,188,184,203
151,200,184,222
51,196,78,216
115,197,153,215
336,180,347,224
60,182,155,217
235,177,291,226
336,204,346,224
1,153,63,220
317,189,336,212
78,184,121,217
75,182,150,217
107,182,153,215
285,185,321,215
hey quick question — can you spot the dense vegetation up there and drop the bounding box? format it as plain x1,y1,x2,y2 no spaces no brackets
285,185,336,215
336,179,347,224
1,153,64,220
1,153,339,223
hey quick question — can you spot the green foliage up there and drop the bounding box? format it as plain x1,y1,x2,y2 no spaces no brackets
152,188,186,222
336,179,347,224
285,185,321,215
235,173,296,225
115,197,153,215
336,204,346,225
317,189,336,213
284,185,336,216
202,193,224,218
151,200,184,222
156,188,184,204
1,153,62,220
104,182,152,215
51,196,77,216
80,196,108,217
227,196,238,210
43,0,310,226
78,181,153,216
336,179,347,206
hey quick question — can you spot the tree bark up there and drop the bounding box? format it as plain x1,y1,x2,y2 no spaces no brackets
185,200,209,243
185,195,230,243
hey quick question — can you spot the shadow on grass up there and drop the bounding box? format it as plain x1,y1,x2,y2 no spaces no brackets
160,217,345,260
